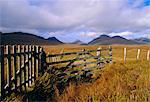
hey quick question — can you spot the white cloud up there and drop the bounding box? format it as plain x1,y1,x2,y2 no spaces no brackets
80,32,100,38
0,0,150,41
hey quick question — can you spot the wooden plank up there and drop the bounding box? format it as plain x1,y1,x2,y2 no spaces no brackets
31,46,33,83
18,45,22,91
27,45,30,86
47,48,109,57
47,56,96,65
23,46,26,91
1,46,5,99
6,45,11,96
33,46,36,80
12,45,17,93
36,46,39,78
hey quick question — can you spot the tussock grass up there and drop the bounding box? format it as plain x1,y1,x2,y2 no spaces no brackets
55,60,150,102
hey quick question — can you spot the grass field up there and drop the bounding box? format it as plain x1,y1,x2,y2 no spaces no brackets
40,44,150,102
5,44,150,102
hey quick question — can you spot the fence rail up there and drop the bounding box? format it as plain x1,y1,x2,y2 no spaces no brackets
46,47,112,71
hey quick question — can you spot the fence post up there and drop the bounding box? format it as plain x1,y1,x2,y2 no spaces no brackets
124,48,127,62
41,48,47,75
36,46,39,78
97,47,101,66
109,46,112,62
137,49,140,60
19,45,23,90
23,45,27,91
6,45,11,96
147,50,150,61
33,46,37,80
0,46,5,100
12,45,17,92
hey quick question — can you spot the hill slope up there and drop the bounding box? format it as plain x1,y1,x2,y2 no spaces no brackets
88,35,140,45
1,32,63,45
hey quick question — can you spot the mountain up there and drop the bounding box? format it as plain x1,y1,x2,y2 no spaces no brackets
133,37,150,44
88,35,140,45
71,40,84,44
1,32,63,45
47,37,63,44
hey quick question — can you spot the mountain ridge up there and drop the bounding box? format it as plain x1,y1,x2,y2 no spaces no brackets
1,32,64,45
88,35,142,45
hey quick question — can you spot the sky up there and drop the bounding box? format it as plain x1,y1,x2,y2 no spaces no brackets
0,0,150,43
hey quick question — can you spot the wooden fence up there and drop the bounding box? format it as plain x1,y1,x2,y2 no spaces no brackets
46,46,112,72
0,45,43,100
0,45,112,101
124,48,150,62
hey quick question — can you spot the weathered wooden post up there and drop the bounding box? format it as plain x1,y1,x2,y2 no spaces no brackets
124,48,127,62
33,46,37,80
136,49,140,60
23,45,27,90
41,48,47,75
36,46,39,78
12,45,17,92
6,45,11,95
147,50,150,61
97,47,101,66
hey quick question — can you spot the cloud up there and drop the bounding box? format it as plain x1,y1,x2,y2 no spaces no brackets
80,31,101,38
0,0,150,42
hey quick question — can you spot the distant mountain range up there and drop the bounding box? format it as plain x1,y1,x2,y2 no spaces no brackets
1,32,150,45
133,37,150,44
88,35,150,45
71,40,85,44
1,32,63,45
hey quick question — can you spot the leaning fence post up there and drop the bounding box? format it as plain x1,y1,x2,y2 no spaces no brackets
147,50,150,61
137,49,140,60
124,48,127,62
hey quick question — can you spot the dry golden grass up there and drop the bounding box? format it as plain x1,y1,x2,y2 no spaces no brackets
42,44,150,102
4,44,150,102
